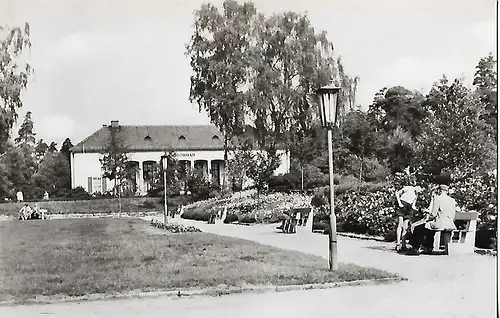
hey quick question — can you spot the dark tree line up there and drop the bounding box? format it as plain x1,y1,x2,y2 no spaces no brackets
0,110,74,200
287,53,497,188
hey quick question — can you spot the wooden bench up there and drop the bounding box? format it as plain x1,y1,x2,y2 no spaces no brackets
278,207,313,234
432,211,478,254
207,213,217,224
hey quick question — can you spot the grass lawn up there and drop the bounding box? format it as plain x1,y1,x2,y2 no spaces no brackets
0,218,398,302
0,197,164,217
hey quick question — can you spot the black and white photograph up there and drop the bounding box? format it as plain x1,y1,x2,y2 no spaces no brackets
0,0,498,317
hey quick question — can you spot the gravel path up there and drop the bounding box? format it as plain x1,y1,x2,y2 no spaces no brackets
1,216,497,318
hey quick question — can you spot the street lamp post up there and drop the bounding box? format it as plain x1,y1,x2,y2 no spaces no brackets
162,155,168,224
316,84,341,271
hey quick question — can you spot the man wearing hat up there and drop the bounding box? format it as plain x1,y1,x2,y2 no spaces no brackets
409,184,457,254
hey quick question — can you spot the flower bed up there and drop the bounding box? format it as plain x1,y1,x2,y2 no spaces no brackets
150,220,202,233
180,171,497,250
182,192,311,224
312,171,497,249
312,188,398,241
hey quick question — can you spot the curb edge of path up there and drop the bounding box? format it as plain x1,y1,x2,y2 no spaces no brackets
0,277,407,307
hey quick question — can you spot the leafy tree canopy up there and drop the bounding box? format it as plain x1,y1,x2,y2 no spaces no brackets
0,23,32,153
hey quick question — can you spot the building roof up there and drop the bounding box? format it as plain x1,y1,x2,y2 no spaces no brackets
72,123,228,153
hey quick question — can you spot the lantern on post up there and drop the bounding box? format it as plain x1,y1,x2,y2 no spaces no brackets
161,154,168,224
316,84,341,271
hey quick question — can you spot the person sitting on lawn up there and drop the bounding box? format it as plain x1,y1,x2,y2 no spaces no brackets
18,204,32,220
395,183,423,251
30,203,41,220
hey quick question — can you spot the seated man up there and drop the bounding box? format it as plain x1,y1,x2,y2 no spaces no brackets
409,184,457,255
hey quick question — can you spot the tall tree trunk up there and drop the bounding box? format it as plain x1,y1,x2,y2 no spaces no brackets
118,184,122,217
115,177,122,217
301,165,304,192
359,157,363,184
223,132,229,190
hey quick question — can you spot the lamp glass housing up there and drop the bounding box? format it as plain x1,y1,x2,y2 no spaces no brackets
316,85,341,128
161,155,168,170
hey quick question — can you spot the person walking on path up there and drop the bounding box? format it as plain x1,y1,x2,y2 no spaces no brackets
395,183,423,251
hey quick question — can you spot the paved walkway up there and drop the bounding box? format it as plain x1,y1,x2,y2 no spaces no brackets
1,215,497,318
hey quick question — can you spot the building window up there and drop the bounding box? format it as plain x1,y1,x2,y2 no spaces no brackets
211,162,220,185
88,177,105,194
178,135,186,141
143,162,155,183
144,135,152,141
212,135,220,141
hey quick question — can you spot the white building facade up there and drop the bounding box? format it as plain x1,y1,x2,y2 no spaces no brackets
71,121,290,195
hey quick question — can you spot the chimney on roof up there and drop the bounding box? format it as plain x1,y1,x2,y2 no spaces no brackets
110,120,119,128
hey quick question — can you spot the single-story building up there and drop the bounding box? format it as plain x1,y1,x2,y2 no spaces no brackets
71,120,290,195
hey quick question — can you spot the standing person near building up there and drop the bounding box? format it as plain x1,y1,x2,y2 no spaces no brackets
16,190,24,203
43,191,49,201
395,183,423,251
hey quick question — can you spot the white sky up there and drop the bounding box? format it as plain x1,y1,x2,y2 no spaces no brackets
0,0,496,145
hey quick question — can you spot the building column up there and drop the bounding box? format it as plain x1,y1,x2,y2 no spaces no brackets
139,161,145,195
219,161,226,188
219,161,224,187
70,152,75,188
204,161,209,180
209,160,213,182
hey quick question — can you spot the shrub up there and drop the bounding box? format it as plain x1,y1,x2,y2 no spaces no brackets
186,169,210,200
223,213,239,224
140,199,158,209
240,215,256,223
65,187,91,200
220,188,233,199
311,194,327,208
180,209,210,222
166,195,195,208
269,173,298,192
208,190,220,199
312,221,329,232
303,164,329,188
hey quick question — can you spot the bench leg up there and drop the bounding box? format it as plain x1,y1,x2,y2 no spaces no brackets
433,232,441,252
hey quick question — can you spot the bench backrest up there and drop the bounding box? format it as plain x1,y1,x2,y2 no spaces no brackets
454,211,478,221
291,208,312,215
